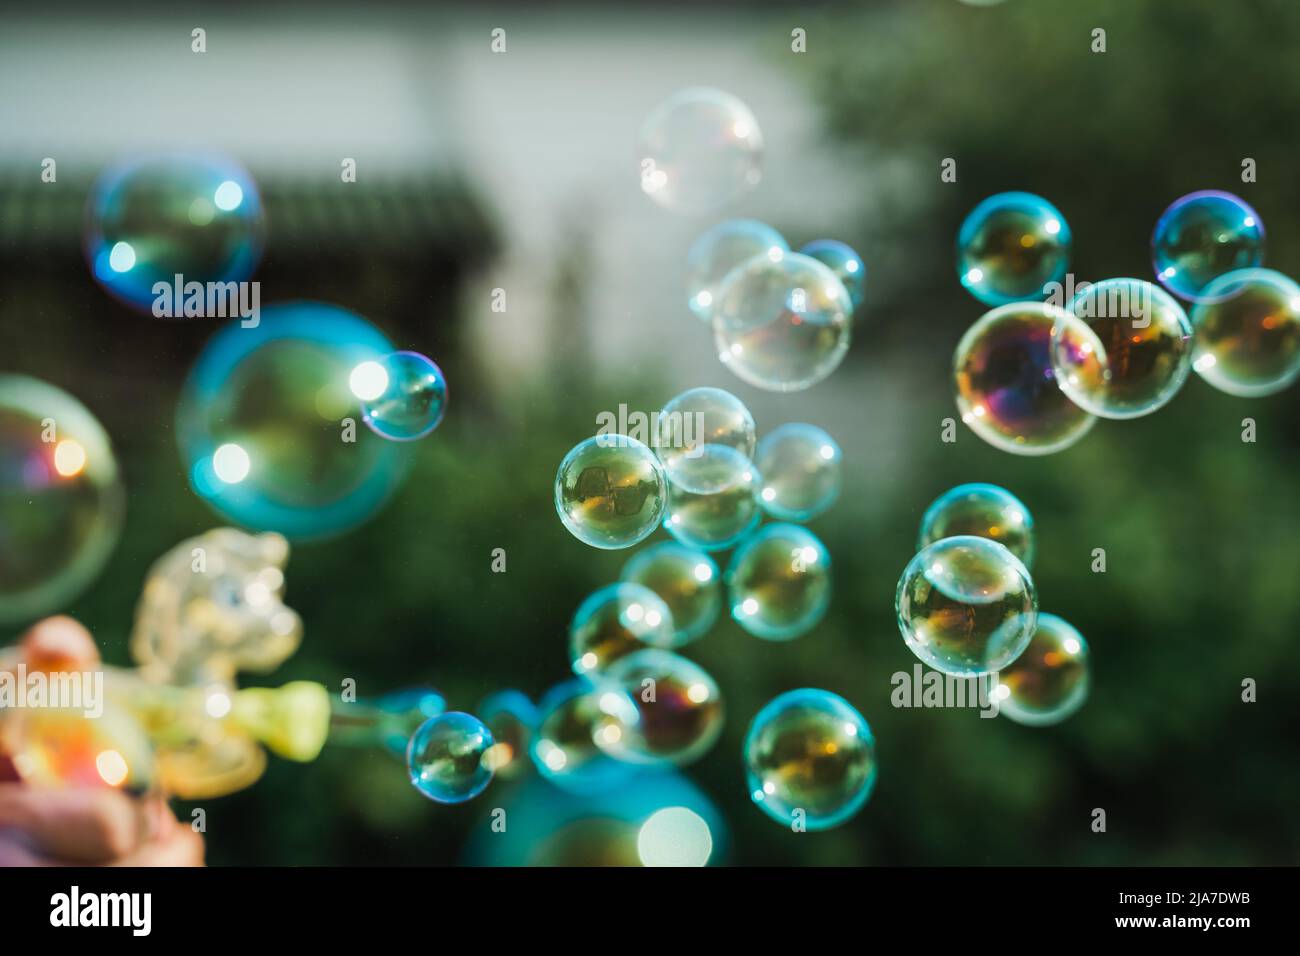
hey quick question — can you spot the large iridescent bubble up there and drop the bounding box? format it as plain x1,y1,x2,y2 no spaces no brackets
662,445,762,551
686,221,787,321
896,536,1037,676
957,192,1071,307
177,303,409,540
754,423,841,522
84,152,265,315
1152,190,1265,303
597,649,724,767
556,435,667,550
954,302,1096,455
918,482,1035,568
994,613,1090,727
620,542,721,646
569,583,676,676
654,386,756,494
727,523,831,641
713,251,853,392
638,88,763,215
743,689,877,831
1052,278,1194,418
1189,268,1300,397
0,376,125,625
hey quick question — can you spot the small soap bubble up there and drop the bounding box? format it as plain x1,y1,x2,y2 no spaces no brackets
663,445,762,551
597,649,724,767
406,712,495,804
995,613,1090,726
356,351,447,441
478,691,539,779
726,523,831,640
754,423,841,522
655,386,756,493
531,678,640,794
918,483,1035,568
620,542,721,645
555,435,667,550
687,220,788,321
1189,268,1300,397
957,192,1071,307
896,535,1037,675
569,583,676,676
799,239,866,310
1152,190,1265,303
639,87,763,215
744,689,877,831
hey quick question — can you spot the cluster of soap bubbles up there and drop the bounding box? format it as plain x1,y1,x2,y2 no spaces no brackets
953,189,1299,455
685,221,864,391
897,483,1090,725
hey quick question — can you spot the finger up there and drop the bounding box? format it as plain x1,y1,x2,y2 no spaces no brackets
0,785,153,864
21,616,100,671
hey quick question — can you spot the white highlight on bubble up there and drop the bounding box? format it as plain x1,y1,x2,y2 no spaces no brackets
637,807,713,867
109,241,136,273
349,361,389,402
212,443,251,483
214,180,244,211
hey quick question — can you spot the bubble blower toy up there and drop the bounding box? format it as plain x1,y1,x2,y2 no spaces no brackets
0,528,464,801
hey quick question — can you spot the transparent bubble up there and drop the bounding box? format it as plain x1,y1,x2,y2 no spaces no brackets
531,678,641,795
177,303,409,540
896,535,1038,675
687,220,787,321
84,152,265,315
638,87,763,215
478,690,539,780
663,445,762,551
727,523,831,641
1152,190,1265,303
555,435,667,550
799,239,866,310
957,192,1071,307
0,376,125,625
743,688,876,831
754,423,841,522
995,613,1090,727
569,583,676,676
1051,278,1193,418
356,350,447,441
918,483,1035,568
620,542,721,645
406,712,494,804
1189,268,1300,397
596,649,724,767
655,386,756,493
713,251,853,392
954,302,1096,455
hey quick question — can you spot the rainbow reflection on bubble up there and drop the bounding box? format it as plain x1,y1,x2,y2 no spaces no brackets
356,351,447,441
1189,268,1300,397
0,376,125,625
84,152,265,315
957,192,1071,307
177,303,409,540
954,302,1096,455
1152,190,1265,304
994,613,1090,727
597,649,724,767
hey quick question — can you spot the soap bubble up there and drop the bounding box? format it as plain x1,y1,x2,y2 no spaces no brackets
478,690,539,779
918,482,1035,568
754,423,841,522
1050,278,1194,418
406,712,495,804
896,535,1037,675
621,542,721,645
531,678,640,795
555,434,667,550
356,351,447,441
0,376,125,625
638,87,763,215
597,650,724,766
177,303,409,540
663,445,762,551
687,220,788,321
799,239,866,310
957,192,1071,306
655,386,756,493
569,583,676,676
84,152,265,315
954,302,1096,455
744,688,877,831
1152,190,1265,303
1189,268,1300,397
713,251,853,392
995,613,1090,726
727,523,831,640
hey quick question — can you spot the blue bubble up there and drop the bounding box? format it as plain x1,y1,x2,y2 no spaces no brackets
357,351,447,441
1152,190,1265,303
570,582,675,675
530,678,640,795
957,192,1071,307
84,152,265,315
176,302,409,540
754,423,841,522
406,712,495,804
799,239,866,310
